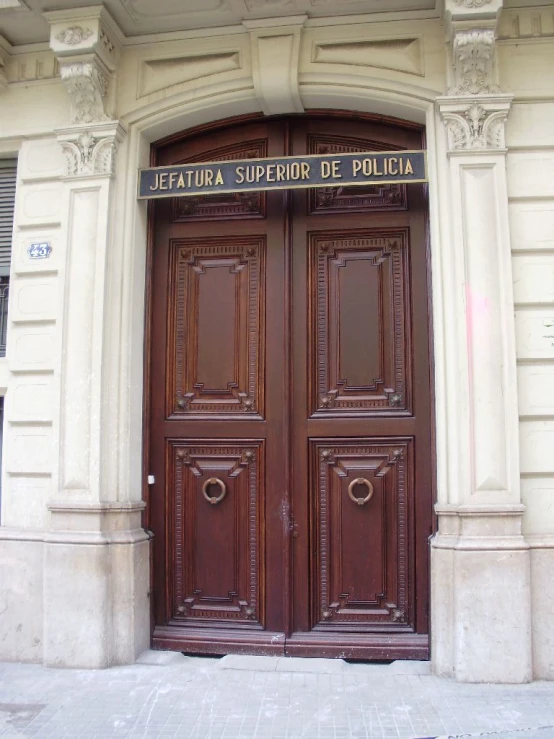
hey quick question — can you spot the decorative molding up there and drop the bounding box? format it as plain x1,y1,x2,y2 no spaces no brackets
57,123,125,178
55,26,94,45
244,16,305,115
0,54,6,89
498,9,554,41
138,51,240,99
46,7,123,121
0,33,9,88
438,95,512,152
452,0,492,7
6,53,59,83
442,103,505,150
449,28,500,96
312,37,424,77
60,61,111,124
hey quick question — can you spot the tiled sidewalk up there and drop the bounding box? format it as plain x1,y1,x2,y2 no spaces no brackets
0,653,553,739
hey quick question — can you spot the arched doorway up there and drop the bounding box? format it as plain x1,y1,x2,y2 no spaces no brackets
145,112,434,659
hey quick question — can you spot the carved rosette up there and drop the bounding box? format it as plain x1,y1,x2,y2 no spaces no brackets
60,61,111,125
55,26,94,45
441,101,509,151
449,28,500,96
58,124,124,178
453,0,493,6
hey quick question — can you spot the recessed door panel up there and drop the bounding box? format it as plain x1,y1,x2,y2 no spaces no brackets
307,133,407,215
309,230,411,416
311,438,413,631
168,236,265,418
169,440,265,628
172,139,268,221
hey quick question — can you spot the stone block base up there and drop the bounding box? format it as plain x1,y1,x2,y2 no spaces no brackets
431,505,532,683
0,502,150,669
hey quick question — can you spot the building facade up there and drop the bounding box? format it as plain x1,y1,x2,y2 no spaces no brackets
0,0,553,682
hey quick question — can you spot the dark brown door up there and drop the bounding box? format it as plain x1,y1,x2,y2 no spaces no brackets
147,114,433,659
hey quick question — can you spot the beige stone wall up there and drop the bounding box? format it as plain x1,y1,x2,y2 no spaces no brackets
498,7,554,679
0,2,552,678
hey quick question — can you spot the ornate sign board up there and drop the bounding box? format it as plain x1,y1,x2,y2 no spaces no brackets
138,150,427,199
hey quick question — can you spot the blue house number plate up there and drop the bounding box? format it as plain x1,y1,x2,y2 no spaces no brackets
28,242,52,260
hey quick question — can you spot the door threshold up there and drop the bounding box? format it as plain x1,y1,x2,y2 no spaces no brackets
284,632,429,661
153,626,286,656
153,626,429,661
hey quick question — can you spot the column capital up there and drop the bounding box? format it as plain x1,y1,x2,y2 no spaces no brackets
56,121,126,179
46,6,124,124
437,94,512,152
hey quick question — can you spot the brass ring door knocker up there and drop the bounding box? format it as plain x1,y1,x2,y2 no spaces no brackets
347,477,374,506
202,477,227,505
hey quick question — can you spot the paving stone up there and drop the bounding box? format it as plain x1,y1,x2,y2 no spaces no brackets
1,659,554,738
218,655,279,672
135,650,189,666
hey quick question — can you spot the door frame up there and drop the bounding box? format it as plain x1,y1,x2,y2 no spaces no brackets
142,110,436,656
109,74,460,669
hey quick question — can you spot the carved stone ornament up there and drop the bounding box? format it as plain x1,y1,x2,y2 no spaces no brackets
449,28,500,95
452,0,493,6
60,61,110,125
60,130,118,177
55,26,94,45
441,102,508,151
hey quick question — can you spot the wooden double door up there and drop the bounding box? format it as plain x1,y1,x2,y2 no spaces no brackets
148,114,434,659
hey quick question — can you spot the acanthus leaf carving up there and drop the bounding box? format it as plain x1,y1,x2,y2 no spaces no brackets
441,102,508,151
60,130,119,177
449,28,500,96
55,26,94,45
60,60,111,124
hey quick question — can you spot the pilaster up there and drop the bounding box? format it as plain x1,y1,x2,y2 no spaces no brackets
38,10,150,668
432,0,532,683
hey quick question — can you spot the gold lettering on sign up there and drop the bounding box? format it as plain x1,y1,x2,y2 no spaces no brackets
321,160,342,179
351,156,413,178
144,152,421,196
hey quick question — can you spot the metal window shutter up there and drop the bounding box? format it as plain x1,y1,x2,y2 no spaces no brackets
0,162,17,275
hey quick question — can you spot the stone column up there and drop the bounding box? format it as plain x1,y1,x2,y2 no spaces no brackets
41,8,149,668
432,0,532,682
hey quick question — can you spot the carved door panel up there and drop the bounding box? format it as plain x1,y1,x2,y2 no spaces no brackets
148,115,433,659
287,118,433,658
149,120,289,653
